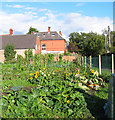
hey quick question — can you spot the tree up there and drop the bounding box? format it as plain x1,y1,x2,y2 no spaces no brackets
110,31,115,53
4,44,16,63
82,33,105,56
69,32,105,57
69,32,87,54
67,40,78,53
27,27,39,34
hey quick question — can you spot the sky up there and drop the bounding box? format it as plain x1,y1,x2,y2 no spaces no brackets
0,1,113,41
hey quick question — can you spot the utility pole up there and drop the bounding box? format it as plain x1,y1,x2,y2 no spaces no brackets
104,26,111,53
108,26,111,53
105,33,107,53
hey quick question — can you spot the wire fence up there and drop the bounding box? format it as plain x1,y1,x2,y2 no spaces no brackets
86,53,115,71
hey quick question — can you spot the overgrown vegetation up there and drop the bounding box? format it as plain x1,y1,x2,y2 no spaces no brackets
4,44,16,63
1,51,110,119
68,31,115,56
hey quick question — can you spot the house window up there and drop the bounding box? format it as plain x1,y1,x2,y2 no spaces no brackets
42,44,46,50
52,33,55,36
43,34,45,37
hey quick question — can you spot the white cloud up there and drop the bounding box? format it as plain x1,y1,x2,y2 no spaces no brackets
38,9,48,12
0,10,113,42
38,9,51,13
25,11,37,15
25,7,36,10
6,4,36,10
6,4,24,8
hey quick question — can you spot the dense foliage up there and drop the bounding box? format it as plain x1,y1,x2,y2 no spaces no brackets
110,31,115,53
27,27,39,34
4,44,16,63
1,51,109,118
68,32,105,57
67,41,78,53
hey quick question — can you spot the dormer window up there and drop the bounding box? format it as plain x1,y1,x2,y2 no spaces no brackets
43,34,45,37
52,33,55,36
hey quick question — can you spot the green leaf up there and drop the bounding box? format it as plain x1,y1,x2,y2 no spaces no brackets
68,109,73,116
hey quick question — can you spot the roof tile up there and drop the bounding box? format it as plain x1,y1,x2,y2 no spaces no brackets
0,34,37,50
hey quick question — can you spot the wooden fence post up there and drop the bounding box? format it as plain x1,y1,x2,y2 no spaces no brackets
79,57,81,66
85,56,86,69
112,54,114,74
99,55,101,75
90,56,92,68
82,56,84,65
45,54,47,68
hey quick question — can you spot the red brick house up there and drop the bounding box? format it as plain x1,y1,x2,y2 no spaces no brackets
36,27,65,54
0,27,66,63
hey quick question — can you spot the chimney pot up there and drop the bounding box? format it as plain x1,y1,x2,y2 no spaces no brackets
59,31,62,35
9,29,13,35
48,27,50,33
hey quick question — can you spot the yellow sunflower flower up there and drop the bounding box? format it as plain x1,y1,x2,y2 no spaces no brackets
35,75,38,78
91,69,94,74
67,100,70,103
30,77,33,80
30,73,34,76
36,71,39,74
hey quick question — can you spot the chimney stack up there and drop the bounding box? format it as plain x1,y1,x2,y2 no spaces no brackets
9,29,13,35
59,31,62,35
48,27,50,33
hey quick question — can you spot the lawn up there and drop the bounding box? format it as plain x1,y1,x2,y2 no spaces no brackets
1,53,110,119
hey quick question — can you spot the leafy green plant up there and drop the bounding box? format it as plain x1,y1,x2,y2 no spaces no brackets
47,54,54,64
64,51,70,56
24,49,33,65
17,55,24,69
2,53,109,119
4,44,16,63
2,74,88,118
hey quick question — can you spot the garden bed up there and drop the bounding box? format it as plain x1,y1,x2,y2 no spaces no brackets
1,53,110,119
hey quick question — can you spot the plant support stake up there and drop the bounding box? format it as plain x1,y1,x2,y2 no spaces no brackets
99,55,101,75
90,56,92,68
112,54,114,74
85,56,86,69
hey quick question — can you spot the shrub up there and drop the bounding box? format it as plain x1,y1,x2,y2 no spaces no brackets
59,54,63,62
99,73,111,83
24,49,33,64
47,54,54,63
4,44,16,63
17,55,24,69
64,51,70,56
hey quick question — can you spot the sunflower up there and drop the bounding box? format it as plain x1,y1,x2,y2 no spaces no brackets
35,75,38,78
67,100,70,103
30,73,34,76
91,69,94,74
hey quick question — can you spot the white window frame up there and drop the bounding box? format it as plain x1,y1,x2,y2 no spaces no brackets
51,33,55,36
42,44,46,50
